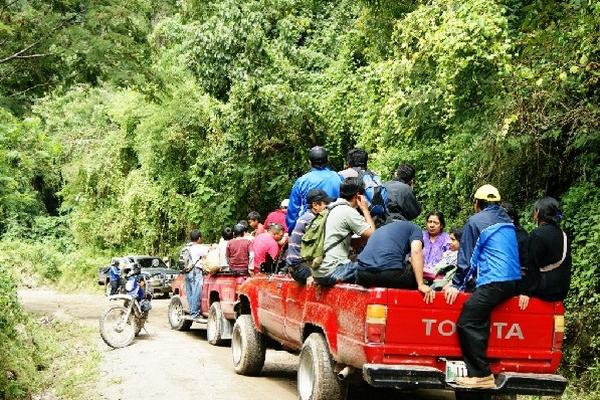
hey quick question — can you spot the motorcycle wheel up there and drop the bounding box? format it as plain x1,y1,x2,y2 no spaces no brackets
99,304,135,348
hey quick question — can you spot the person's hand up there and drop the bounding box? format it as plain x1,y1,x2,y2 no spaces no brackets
306,276,315,287
518,295,530,310
418,284,435,304
444,285,460,305
357,194,369,212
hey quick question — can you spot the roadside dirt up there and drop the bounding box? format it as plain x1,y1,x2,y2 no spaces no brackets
19,289,298,400
18,288,453,400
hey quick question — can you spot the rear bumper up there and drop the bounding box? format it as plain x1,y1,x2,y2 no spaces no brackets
362,364,567,396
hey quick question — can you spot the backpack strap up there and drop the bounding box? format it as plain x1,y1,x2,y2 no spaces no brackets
539,231,568,272
322,203,353,256
185,243,202,271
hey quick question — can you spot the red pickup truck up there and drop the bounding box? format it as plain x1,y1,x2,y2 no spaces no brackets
232,274,567,400
168,271,249,345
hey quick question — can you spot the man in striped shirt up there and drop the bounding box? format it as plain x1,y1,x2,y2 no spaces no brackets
286,189,331,284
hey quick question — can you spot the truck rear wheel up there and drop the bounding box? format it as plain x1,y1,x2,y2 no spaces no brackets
231,315,265,376
207,302,226,346
168,295,192,331
298,333,346,400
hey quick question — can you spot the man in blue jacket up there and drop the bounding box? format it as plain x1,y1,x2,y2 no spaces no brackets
286,146,341,232
444,184,521,389
108,259,121,295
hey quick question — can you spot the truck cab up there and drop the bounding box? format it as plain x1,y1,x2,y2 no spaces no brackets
232,274,567,400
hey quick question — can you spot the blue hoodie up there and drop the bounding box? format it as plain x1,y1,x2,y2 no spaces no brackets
109,265,120,281
286,167,342,232
452,205,521,290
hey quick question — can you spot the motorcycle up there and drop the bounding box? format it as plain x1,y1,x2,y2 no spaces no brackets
99,270,152,348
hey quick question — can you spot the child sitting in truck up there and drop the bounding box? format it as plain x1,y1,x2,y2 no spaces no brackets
429,228,462,291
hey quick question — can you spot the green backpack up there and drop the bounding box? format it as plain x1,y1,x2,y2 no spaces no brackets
301,205,348,270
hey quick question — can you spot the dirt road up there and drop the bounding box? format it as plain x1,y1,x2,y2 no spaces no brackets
18,289,453,400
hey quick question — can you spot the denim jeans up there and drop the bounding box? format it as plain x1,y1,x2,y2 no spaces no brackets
109,279,120,295
289,262,311,284
314,261,357,287
185,268,203,318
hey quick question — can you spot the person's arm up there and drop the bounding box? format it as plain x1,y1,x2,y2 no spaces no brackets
445,220,477,304
357,194,375,238
269,239,280,260
286,180,302,232
519,230,543,309
402,188,422,221
410,239,435,304
452,221,477,288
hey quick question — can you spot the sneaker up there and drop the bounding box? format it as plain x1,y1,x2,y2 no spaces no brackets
454,374,496,389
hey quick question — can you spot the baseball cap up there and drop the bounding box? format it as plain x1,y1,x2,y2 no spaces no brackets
474,184,501,202
280,199,289,208
306,189,332,204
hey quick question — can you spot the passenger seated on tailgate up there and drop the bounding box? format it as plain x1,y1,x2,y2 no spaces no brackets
355,220,435,303
311,178,375,287
286,189,331,284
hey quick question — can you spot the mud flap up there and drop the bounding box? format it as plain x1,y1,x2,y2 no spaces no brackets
221,317,233,340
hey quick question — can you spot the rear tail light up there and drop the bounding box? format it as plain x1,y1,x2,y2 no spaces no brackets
365,305,387,344
552,314,565,350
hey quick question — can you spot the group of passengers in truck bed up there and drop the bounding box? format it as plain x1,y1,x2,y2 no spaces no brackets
211,145,572,389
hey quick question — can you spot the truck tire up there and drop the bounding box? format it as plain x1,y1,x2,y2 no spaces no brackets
207,302,226,346
168,295,192,331
231,315,266,376
298,333,346,400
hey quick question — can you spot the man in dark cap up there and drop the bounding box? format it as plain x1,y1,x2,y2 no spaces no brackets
286,189,332,284
286,146,342,232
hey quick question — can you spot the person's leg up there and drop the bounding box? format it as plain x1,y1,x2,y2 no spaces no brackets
290,263,311,284
186,271,200,318
313,275,337,286
457,281,516,378
393,267,417,289
197,273,204,316
330,261,357,283
356,268,416,289
110,279,119,295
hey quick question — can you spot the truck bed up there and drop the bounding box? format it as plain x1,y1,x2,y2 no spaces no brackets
239,274,564,374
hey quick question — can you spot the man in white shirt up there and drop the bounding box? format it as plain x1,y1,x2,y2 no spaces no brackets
186,230,209,319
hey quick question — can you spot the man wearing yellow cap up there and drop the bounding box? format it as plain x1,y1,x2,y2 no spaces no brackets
444,184,521,389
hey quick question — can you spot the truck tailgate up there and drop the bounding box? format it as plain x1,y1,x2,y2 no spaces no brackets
382,290,562,373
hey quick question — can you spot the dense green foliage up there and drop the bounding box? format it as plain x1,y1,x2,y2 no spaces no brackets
0,264,99,399
1,0,599,397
